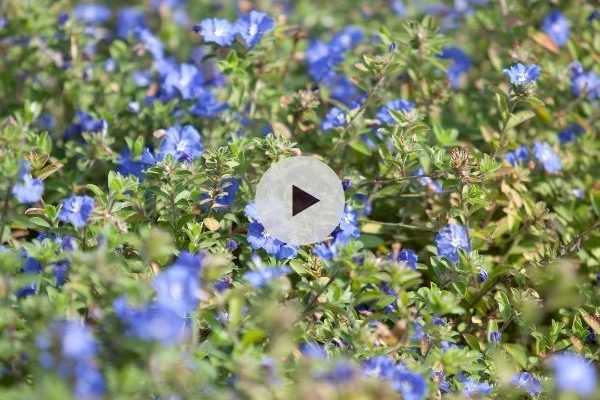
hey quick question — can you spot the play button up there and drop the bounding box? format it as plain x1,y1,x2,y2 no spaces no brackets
292,185,320,216
255,156,345,246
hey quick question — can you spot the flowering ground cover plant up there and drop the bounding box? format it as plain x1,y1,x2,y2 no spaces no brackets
0,0,599,399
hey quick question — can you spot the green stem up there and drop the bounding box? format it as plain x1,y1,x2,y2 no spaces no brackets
0,176,15,244
300,260,352,319
361,218,436,232
333,61,393,159
354,173,446,188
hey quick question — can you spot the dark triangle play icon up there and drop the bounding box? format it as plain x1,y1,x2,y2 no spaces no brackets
292,185,320,216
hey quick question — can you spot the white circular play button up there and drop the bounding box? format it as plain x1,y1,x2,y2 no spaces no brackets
255,156,345,246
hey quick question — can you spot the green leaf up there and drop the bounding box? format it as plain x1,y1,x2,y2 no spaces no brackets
359,234,384,248
349,140,371,156
29,217,51,229
241,328,267,346
503,343,528,368
505,110,535,131
495,91,510,120
432,122,458,146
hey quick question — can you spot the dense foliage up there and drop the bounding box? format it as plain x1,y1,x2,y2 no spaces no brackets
0,0,599,399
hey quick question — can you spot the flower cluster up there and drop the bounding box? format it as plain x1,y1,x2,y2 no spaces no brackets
115,252,203,344
37,321,105,399
194,11,275,48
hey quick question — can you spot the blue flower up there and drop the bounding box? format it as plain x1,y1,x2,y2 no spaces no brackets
425,1,488,31
190,89,228,118
379,282,399,313
244,203,260,220
195,18,236,46
64,111,108,140
214,276,232,292
58,195,95,229
299,341,327,358
435,223,471,264
462,377,493,397
390,248,418,270
152,252,203,317
505,145,529,166
116,7,146,39
213,177,239,209
321,107,348,131
362,357,427,400
225,239,238,252
558,123,585,143
114,298,189,344
23,235,72,289
16,256,42,298
56,12,69,26
411,321,426,341
158,125,204,162
132,69,151,87
533,141,562,174
542,10,570,47
53,260,70,287
114,254,202,344
550,352,597,397
245,205,297,260
135,28,164,60
306,40,344,82
488,331,501,344
37,113,56,131
117,148,156,178
306,27,362,82
440,340,458,352
150,0,183,8
413,167,443,193
362,356,397,380
376,99,415,125
572,188,585,199
330,26,364,53
73,3,111,25
503,63,541,86
439,46,472,88
247,221,280,253
37,233,77,251
276,244,297,259
569,62,600,101
432,370,451,393
319,362,356,384
353,193,372,217
325,74,366,108
61,322,98,359
12,161,43,204
37,321,105,399
103,58,117,73
390,369,428,400
511,372,542,395
160,62,204,100
244,266,291,288
390,0,406,16
478,267,488,282
199,177,239,210
332,207,360,244
235,10,275,48
172,251,204,270
74,366,106,400
314,242,337,261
